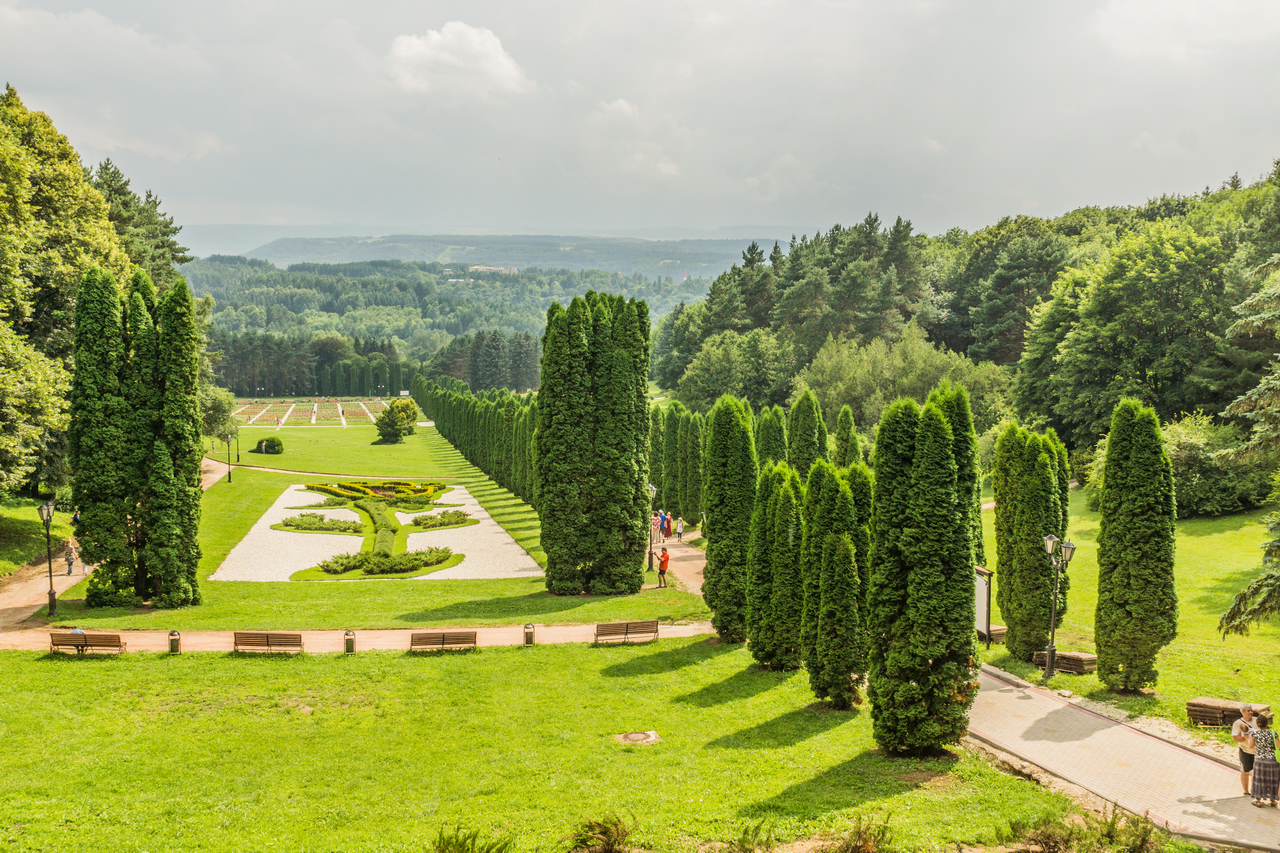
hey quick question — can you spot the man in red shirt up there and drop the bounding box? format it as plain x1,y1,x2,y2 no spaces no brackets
657,547,670,588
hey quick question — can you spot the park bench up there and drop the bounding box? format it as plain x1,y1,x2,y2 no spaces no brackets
233,631,304,654
409,631,477,651
1032,650,1097,674
49,632,126,654
1187,697,1271,727
594,620,660,644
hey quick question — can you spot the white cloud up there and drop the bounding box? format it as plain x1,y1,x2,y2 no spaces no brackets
388,22,532,98
1095,0,1280,60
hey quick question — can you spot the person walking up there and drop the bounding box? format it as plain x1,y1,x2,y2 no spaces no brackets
658,510,667,543
663,513,672,541
1236,704,1259,795
1250,714,1279,806
64,541,76,575
657,547,670,588
676,516,684,541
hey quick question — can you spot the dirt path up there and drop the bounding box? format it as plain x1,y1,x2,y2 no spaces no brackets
647,535,705,596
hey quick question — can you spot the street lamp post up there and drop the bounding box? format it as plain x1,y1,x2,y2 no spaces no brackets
235,434,240,463
37,501,56,618
647,483,658,573
226,435,232,483
1041,533,1076,679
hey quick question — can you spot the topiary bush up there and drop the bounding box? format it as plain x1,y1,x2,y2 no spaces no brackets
316,548,452,576
412,510,470,529
280,512,361,533
252,436,283,454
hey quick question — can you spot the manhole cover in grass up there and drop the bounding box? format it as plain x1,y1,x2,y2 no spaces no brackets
613,731,661,745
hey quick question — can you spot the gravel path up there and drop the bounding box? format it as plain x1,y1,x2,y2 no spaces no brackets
406,486,542,580
210,486,362,582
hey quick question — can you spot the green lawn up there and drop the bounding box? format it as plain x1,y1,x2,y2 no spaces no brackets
982,489,1280,740
0,640,1069,853
0,497,75,579
49,428,707,630
230,423,477,480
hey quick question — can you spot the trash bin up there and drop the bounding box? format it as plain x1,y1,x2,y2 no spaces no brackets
524,624,535,646
168,630,181,654
344,630,355,654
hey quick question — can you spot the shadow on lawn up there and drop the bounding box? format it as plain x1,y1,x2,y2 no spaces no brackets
599,638,734,677
707,705,853,749
673,663,786,707
743,750,960,817
394,591,597,623
1190,564,1262,616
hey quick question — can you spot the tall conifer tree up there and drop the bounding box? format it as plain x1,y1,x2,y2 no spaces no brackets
993,422,1027,617
817,535,867,709
684,412,704,523
787,390,828,478
1096,399,1178,690
702,394,758,642
800,460,837,677
1004,441,1061,660
833,405,857,468
157,281,203,605
649,405,665,508
747,464,785,665
756,405,788,466
663,402,687,519
769,470,805,670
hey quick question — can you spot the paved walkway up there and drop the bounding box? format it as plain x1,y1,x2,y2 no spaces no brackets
970,665,1280,851
0,622,716,652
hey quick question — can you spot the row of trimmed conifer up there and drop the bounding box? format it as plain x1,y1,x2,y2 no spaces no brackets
71,268,203,607
647,403,705,524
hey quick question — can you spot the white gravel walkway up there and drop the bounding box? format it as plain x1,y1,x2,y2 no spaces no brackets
406,486,542,580
210,485,361,582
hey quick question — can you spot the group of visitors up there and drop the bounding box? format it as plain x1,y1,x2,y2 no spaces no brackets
1235,704,1280,807
652,510,684,543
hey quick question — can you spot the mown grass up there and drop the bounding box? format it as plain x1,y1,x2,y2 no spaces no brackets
982,489,1280,741
49,429,708,630
0,496,75,578
232,423,476,480
0,640,1069,853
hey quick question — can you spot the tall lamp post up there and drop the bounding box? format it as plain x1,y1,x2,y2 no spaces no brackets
235,433,240,463
226,434,233,483
647,483,658,572
37,501,56,618
1041,533,1076,678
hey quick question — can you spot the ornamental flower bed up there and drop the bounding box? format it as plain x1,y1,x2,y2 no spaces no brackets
314,401,344,423
237,402,271,424
305,480,446,501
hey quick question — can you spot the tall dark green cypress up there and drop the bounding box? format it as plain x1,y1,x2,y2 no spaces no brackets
866,398,921,751
992,422,1026,618
928,382,984,568
685,412,704,523
72,268,134,606
800,459,837,683
1096,399,1178,691
769,469,805,670
787,390,828,478
142,440,186,608
157,281,203,605
702,394,758,642
649,405,665,508
747,463,785,665
1004,439,1061,661
833,405,857,468
843,462,874,609
756,405,788,466
123,285,160,598
811,475,858,701
818,534,867,709
663,402,687,519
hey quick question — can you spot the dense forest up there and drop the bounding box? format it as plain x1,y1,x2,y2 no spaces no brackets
653,167,1280,463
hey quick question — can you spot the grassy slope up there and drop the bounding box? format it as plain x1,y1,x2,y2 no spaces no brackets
0,497,75,579
50,427,708,630
983,489,1280,740
0,640,1068,853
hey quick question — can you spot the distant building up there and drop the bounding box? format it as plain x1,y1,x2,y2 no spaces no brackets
469,265,518,275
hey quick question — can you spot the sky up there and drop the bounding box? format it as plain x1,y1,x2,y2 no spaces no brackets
3,0,1279,252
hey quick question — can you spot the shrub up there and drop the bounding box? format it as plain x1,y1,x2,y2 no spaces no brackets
428,826,513,853
280,512,361,533
253,436,283,454
413,510,471,529
821,814,894,853
316,547,452,576
375,398,418,444
373,528,395,556
566,813,632,853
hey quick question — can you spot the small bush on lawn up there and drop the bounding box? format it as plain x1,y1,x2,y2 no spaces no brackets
373,528,396,556
281,512,361,533
252,436,284,454
317,548,453,576
567,813,633,853
413,510,470,529
375,398,418,444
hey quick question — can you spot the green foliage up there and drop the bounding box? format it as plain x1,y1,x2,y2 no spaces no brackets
158,281,203,605
702,394,758,642
0,323,68,495
89,158,190,292
566,813,633,853
662,401,687,518
967,233,1070,365
817,534,867,710
1220,475,1280,636
755,404,788,467
726,819,776,853
412,510,471,529
648,405,664,508
928,381,984,567
820,813,895,853
800,460,837,682
256,436,283,454
787,389,828,479
141,441,186,608
375,397,417,443
373,528,395,556
795,324,1013,436
1096,399,1178,690
316,547,452,577
678,410,702,521
1005,439,1062,661
769,471,805,670
747,464,785,665
992,422,1027,618
281,512,363,533
674,328,792,413
1162,412,1272,517
428,826,514,853
832,405,857,468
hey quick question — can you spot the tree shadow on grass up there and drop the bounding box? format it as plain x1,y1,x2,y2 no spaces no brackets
672,663,789,707
1191,563,1263,616
742,750,960,818
706,705,855,749
394,591,598,623
599,638,735,677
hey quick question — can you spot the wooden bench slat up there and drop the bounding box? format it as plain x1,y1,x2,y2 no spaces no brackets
233,631,303,653
49,632,126,654
409,631,477,651
594,620,660,644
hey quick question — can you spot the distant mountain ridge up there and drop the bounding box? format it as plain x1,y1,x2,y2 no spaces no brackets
242,233,784,279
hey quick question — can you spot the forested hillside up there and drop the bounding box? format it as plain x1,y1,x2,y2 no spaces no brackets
653,168,1280,455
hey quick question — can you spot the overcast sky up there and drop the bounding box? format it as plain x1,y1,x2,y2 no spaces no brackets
3,0,1279,246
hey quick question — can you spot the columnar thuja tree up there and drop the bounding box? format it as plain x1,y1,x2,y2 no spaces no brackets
929,382,984,568
769,470,805,670
755,404,788,466
649,405,665,507
1096,398,1178,691
810,475,866,705
72,268,203,607
747,463,786,665
787,389,828,478
679,410,702,522
702,394,758,641
535,293,650,595
663,401,687,519
800,460,837,676
833,404,858,468
867,397,979,753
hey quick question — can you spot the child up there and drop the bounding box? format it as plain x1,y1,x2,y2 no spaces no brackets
657,547,669,588
676,516,684,541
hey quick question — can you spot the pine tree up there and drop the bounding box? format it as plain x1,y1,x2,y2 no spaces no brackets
663,402,687,519
866,398,921,751
1005,437,1061,661
756,404,788,466
537,300,592,594
769,469,805,670
787,390,828,478
1096,398,1178,690
833,405,857,467
818,535,866,709
71,268,134,606
157,281,203,605
702,394,758,642
747,463,784,665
